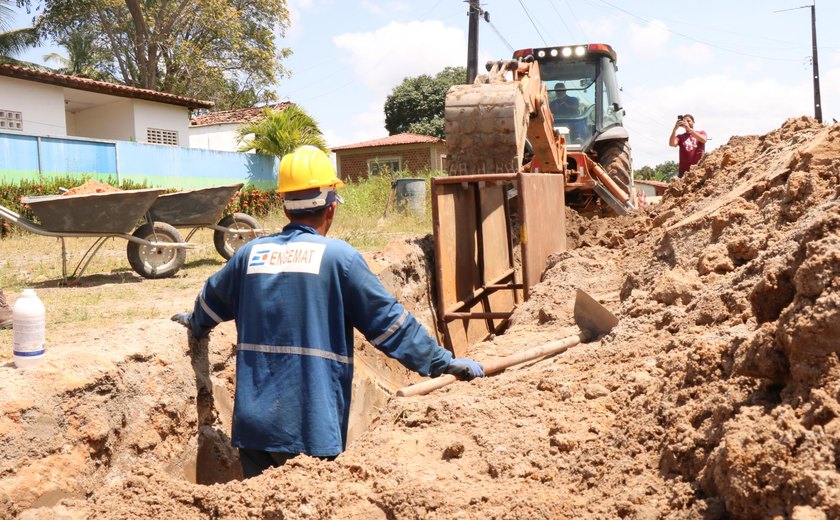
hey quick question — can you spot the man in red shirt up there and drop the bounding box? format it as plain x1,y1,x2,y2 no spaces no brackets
669,114,707,178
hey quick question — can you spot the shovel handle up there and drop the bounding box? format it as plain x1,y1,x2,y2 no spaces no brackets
396,374,457,397
481,333,585,374
396,332,588,398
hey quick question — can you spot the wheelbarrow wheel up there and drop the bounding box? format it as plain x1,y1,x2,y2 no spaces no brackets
214,213,260,260
127,222,187,279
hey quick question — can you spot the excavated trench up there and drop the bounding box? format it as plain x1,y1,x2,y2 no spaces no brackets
0,234,442,515
4,117,839,519
156,236,441,487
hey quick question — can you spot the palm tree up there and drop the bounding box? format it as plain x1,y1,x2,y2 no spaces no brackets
43,32,99,78
237,104,329,157
0,0,37,59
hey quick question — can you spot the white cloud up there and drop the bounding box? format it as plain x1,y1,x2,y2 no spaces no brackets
578,18,619,41
324,21,466,146
625,74,814,167
671,42,713,65
284,0,315,43
324,101,393,148
362,1,411,18
349,101,391,142
820,65,840,123
333,20,465,99
286,0,314,10
628,19,670,57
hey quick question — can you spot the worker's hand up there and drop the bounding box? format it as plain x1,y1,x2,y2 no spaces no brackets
171,312,211,339
444,358,485,381
171,312,192,329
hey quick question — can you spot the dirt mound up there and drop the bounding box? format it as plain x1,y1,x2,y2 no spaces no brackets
6,117,839,519
61,179,121,196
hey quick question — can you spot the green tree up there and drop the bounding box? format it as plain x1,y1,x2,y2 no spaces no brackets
31,0,291,109
43,31,103,78
635,161,678,182
384,66,466,138
237,104,327,157
0,1,37,58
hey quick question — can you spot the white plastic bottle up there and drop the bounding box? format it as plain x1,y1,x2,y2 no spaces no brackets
13,289,46,369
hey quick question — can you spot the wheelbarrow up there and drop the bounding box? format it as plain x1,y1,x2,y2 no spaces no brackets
0,188,194,281
144,183,263,260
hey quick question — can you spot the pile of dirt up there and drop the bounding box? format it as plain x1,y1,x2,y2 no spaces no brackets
7,117,839,519
61,180,121,196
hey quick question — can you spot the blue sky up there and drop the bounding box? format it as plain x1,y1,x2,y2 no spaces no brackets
11,0,840,168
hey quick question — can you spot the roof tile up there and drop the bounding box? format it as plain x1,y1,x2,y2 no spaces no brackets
0,63,214,109
189,103,291,127
332,133,444,150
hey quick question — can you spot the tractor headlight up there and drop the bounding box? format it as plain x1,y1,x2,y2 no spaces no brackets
561,47,572,57
574,46,586,57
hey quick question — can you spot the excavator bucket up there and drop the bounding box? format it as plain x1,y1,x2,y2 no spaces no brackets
444,82,529,176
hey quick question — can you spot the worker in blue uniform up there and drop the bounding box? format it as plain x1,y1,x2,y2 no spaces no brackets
172,145,484,478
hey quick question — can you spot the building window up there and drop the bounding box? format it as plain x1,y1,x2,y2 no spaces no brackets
0,110,23,131
368,157,401,176
147,128,178,146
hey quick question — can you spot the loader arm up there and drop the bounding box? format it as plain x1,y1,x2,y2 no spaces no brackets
444,59,566,176
513,60,566,174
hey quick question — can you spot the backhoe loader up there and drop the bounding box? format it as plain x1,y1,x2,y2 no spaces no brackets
445,43,636,216
432,43,634,355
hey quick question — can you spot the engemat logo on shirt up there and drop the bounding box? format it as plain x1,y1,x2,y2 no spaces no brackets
246,242,326,274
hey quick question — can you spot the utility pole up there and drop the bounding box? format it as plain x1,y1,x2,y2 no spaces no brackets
776,3,822,122
809,4,822,122
466,0,480,84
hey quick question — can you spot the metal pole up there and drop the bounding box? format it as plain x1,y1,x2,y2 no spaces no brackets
36,136,43,177
466,0,479,84
810,4,822,122
114,142,121,185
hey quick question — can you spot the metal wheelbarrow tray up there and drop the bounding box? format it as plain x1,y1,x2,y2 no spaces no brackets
1,188,194,282
145,183,263,260
24,188,164,234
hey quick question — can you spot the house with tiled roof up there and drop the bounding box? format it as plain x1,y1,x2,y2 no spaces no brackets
331,133,446,181
188,102,290,152
0,63,213,147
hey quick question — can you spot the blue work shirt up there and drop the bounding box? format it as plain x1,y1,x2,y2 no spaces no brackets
190,223,453,456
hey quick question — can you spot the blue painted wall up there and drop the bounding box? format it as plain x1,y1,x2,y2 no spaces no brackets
0,131,279,190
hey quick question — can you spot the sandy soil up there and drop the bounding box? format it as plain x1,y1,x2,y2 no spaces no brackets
1,117,838,519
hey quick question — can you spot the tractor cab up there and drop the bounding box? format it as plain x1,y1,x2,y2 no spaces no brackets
513,43,627,153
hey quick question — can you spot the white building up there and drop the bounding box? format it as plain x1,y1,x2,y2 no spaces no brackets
188,102,290,152
0,63,213,147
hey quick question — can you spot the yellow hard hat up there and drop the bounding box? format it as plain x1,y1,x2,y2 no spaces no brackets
278,145,345,194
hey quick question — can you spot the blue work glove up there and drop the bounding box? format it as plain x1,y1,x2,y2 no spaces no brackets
444,358,485,381
171,312,211,339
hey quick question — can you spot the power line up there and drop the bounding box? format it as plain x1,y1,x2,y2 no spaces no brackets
547,1,580,42
516,0,547,46
485,18,514,54
594,0,803,62
563,0,589,41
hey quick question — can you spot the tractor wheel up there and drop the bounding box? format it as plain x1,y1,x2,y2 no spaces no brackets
214,213,260,260
597,140,635,206
127,222,186,279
